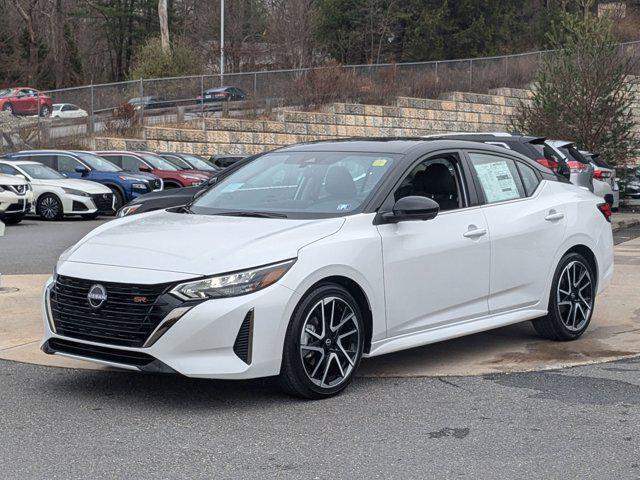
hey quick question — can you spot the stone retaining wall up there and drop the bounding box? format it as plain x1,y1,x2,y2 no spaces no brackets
104,84,640,158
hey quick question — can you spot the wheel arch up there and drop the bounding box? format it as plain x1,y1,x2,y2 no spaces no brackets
302,275,374,354
563,244,599,288
102,182,126,199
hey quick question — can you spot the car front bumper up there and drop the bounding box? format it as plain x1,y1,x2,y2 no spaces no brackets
41,273,301,379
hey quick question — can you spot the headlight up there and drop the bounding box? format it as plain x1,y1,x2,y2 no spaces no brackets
170,259,296,300
62,187,90,197
117,204,141,217
131,183,148,190
118,175,145,181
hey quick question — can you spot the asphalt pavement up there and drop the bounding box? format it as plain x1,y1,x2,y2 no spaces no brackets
1,216,640,479
0,355,639,478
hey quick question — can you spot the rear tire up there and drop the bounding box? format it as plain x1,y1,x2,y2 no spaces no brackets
36,194,64,221
532,252,596,341
279,283,365,399
2,103,13,115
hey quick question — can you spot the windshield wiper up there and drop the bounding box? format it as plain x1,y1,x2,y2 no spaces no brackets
213,211,288,219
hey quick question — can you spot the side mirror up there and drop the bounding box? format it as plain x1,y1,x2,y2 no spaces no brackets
75,166,89,174
206,176,218,186
139,165,152,172
382,196,440,223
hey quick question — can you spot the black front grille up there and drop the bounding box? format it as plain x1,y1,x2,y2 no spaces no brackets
50,275,174,347
72,201,88,211
46,338,155,367
6,199,28,212
91,193,114,212
233,310,254,364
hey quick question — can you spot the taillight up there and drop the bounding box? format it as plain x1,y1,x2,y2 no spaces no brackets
597,203,612,222
536,158,559,172
594,170,612,179
567,161,588,173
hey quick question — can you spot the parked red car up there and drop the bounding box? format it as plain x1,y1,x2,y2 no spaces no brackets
0,87,53,116
96,151,211,188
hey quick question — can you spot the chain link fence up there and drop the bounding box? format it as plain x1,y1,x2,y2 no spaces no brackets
3,40,639,150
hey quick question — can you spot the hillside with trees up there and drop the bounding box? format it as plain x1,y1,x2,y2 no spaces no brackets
1,0,639,89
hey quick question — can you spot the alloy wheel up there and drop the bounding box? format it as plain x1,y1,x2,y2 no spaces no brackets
40,197,60,220
556,260,593,332
3,104,13,114
299,296,361,389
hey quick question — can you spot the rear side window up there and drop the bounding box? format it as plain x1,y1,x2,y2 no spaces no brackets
468,152,526,204
516,162,540,196
28,155,55,168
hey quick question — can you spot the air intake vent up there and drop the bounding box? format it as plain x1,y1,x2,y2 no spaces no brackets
233,309,254,364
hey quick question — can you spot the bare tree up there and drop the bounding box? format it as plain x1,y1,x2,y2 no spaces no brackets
7,0,43,84
158,0,170,53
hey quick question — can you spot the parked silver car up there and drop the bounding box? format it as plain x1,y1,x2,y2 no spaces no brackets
548,140,594,192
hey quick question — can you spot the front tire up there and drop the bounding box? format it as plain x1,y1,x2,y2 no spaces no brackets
532,253,596,341
37,194,64,221
279,283,365,399
108,187,124,212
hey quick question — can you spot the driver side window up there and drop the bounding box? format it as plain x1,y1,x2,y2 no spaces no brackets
394,155,464,211
57,155,83,172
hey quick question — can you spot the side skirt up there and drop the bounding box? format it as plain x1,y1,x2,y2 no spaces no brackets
366,308,547,358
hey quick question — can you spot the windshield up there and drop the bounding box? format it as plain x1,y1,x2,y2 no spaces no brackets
139,153,179,170
180,154,217,171
163,155,192,169
53,104,62,111
191,151,398,218
74,152,121,172
21,163,65,179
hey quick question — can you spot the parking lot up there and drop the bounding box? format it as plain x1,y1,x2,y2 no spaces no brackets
1,214,640,478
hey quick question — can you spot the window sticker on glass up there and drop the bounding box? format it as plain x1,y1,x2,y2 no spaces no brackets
473,161,520,203
372,158,388,167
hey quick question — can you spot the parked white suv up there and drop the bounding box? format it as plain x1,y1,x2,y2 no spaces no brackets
0,160,114,220
0,173,33,225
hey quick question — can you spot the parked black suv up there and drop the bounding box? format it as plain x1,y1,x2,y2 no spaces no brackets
429,133,571,180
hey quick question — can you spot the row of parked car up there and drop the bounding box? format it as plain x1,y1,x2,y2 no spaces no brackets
0,86,248,119
0,132,634,225
112,132,630,220
0,150,241,224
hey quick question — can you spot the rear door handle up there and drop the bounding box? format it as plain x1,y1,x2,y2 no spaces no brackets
463,227,487,238
545,212,565,221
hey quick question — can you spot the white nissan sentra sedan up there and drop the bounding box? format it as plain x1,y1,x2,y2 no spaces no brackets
41,139,614,399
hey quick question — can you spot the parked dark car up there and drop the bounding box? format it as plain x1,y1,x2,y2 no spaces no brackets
128,96,174,110
117,155,254,217
429,133,571,180
197,86,246,103
209,154,246,168
157,152,222,173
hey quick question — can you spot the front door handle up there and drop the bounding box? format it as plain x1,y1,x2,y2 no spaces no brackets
463,227,487,238
545,211,565,221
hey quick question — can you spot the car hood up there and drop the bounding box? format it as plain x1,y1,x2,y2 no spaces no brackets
36,178,111,193
0,174,28,186
176,170,209,180
62,210,345,275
